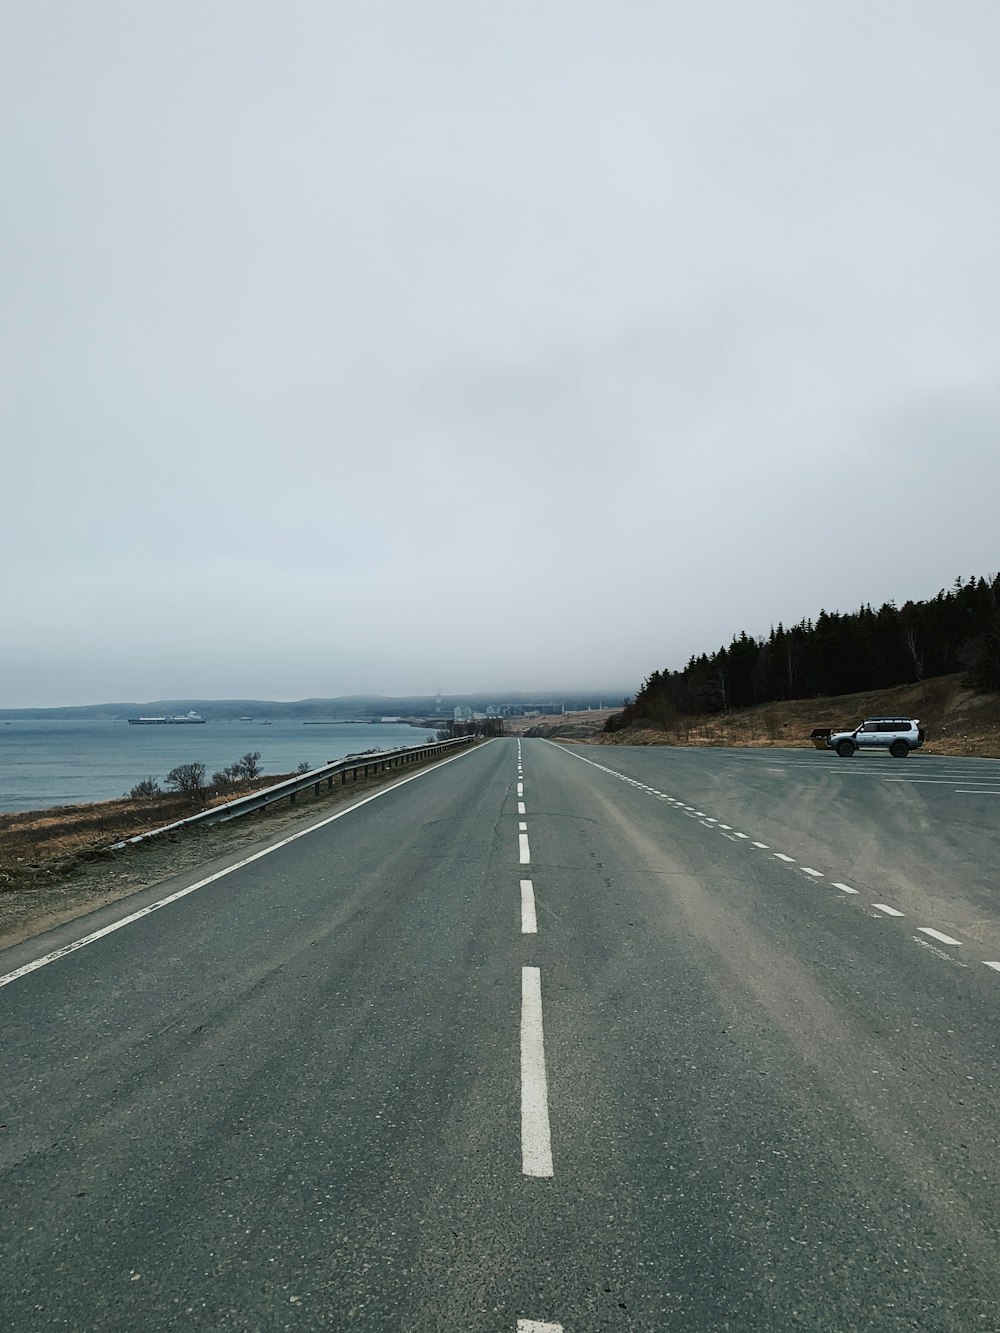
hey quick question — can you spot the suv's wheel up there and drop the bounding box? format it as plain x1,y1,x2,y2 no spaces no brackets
890,739,910,758
836,739,856,758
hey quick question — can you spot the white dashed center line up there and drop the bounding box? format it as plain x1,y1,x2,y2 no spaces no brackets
873,904,905,917
800,867,824,878
833,882,860,894
773,853,795,863
519,832,531,865
918,927,961,946
521,967,554,1178
518,801,526,815
520,879,537,934
518,1321,564,1332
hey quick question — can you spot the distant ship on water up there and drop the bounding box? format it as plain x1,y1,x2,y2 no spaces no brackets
127,711,207,726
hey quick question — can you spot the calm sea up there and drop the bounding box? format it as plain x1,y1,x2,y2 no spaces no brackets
0,719,440,814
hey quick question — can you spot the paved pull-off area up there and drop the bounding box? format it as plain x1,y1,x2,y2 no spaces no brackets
1,738,999,1330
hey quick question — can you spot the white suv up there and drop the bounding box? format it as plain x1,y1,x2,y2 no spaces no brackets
826,717,925,759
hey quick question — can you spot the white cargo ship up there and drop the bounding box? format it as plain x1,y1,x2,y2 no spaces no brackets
127,711,206,726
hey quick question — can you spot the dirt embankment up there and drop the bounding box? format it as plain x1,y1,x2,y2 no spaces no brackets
596,673,1000,757
505,708,621,740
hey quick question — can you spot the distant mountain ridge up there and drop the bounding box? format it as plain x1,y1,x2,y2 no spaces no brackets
0,689,628,722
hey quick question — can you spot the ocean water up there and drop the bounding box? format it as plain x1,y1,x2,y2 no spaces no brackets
0,719,440,814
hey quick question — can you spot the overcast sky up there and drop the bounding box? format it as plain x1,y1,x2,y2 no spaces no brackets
4,2,999,707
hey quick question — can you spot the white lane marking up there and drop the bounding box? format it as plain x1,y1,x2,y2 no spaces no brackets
518,1321,563,1332
521,967,554,1178
918,927,962,946
520,879,537,934
955,790,1000,795
517,783,524,797
985,962,1000,973
519,833,531,865
0,742,489,993
518,802,526,815
519,821,528,831
541,744,989,963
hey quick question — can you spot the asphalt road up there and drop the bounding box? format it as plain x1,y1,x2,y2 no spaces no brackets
1,738,998,1331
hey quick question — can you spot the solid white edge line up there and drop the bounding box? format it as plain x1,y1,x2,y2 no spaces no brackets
918,927,962,946
0,741,491,992
873,904,905,917
520,879,537,934
833,882,860,894
521,966,554,1178
519,833,531,865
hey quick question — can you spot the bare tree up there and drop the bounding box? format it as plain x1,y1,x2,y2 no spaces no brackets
166,762,208,802
233,751,262,781
901,623,924,681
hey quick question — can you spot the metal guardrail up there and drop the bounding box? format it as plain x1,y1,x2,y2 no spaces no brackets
109,735,477,850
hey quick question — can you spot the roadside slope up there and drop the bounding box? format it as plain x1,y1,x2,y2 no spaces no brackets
599,672,1000,757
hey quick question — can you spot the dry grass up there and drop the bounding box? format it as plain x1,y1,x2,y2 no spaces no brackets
0,776,293,893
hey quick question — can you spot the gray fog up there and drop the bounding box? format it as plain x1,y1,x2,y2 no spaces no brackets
4,2,999,707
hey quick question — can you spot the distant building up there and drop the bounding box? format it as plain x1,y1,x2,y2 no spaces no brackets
454,705,473,721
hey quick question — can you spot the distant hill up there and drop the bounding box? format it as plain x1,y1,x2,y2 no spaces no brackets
0,689,629,722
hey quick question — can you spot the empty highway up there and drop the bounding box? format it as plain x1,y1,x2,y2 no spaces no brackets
1,738,999,1331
